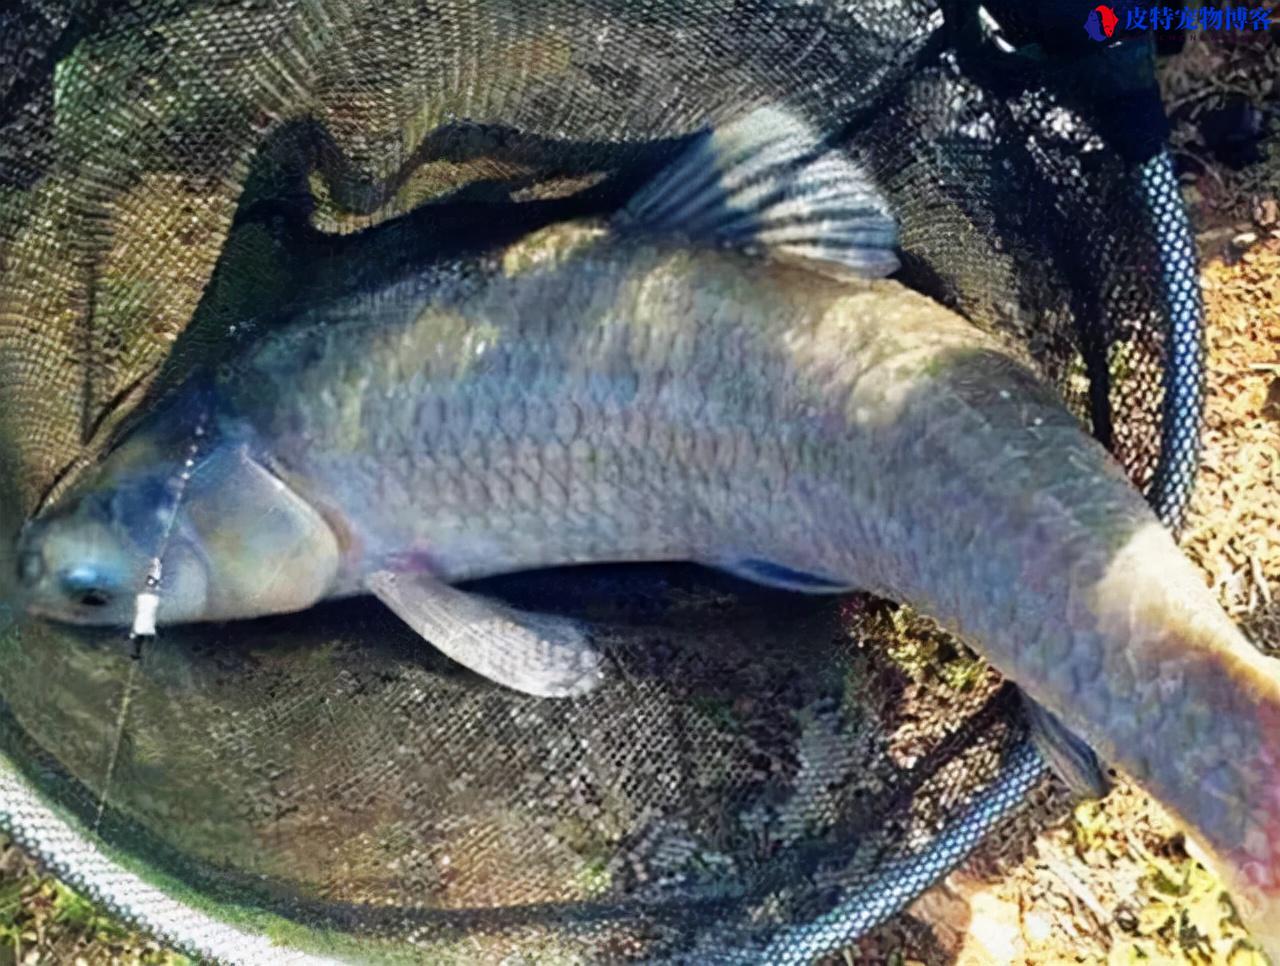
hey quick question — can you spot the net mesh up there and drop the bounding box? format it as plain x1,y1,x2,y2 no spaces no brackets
0,1,1204,961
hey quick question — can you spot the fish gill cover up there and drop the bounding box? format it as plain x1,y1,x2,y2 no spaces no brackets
0,0,1207,961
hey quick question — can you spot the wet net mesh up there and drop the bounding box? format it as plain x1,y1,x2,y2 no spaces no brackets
0,1,1204,962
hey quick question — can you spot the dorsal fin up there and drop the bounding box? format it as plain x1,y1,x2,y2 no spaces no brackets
615,106,900,280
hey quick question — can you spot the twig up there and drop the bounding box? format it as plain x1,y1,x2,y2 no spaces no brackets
1042,855,1111,933
1166,84,1255,114
1251,553,1272,606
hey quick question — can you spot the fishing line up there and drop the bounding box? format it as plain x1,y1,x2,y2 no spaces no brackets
92,657,137,836
92,410,211,837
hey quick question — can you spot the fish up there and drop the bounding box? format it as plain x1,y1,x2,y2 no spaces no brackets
13,106,1280,955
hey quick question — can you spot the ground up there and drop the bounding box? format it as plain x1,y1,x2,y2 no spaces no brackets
1,23,1278,966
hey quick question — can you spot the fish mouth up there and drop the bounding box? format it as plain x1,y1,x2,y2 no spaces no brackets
20,594,128,628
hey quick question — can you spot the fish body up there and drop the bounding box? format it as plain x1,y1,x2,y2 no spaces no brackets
15,109,1280,954
222,227,991,597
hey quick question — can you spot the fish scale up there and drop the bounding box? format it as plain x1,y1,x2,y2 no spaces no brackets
231,235,1068,588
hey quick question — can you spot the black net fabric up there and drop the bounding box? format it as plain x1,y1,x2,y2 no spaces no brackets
0,1,1204,962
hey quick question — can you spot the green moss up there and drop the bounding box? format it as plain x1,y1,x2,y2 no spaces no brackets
689,694,740,732
1,833,190,964
574,855,613,899
1108,338,1139,391
875,605,986,692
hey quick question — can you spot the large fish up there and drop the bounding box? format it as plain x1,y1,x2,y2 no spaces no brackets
14,108,1280,955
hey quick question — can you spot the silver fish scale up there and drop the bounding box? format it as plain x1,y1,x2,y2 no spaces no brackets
220,227,1108,619
231,240,868,580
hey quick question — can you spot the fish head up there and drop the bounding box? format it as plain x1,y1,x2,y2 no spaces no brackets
17,434,344,628
16,465,210,627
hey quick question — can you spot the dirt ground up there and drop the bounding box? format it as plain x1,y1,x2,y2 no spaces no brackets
2,23,1278,966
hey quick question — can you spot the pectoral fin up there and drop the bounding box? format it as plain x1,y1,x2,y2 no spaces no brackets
712,556,856,593
1021,690,1112,800
366,570,605,698
616,105,900,280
